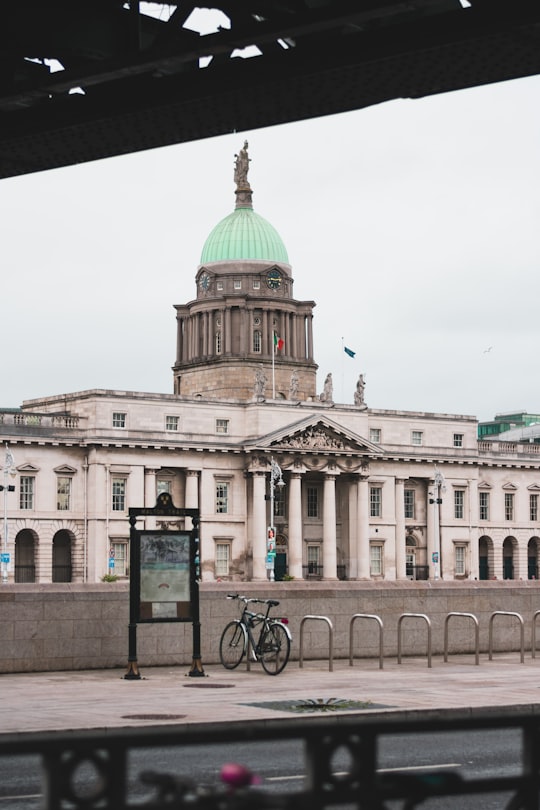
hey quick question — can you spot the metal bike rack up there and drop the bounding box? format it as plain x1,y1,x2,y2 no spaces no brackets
349,614,384,669
532,610,540,658
397,613,432,668
488,611,525,663
443,612,480,665
299,615,334,672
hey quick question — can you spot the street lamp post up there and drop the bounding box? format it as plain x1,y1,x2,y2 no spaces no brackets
268,458,284,581
429,467,445,580
1,445,16,584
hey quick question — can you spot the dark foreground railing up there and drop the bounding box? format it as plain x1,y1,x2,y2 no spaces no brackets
2,708,540,809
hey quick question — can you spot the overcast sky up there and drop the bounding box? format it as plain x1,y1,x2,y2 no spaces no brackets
1,66,539,422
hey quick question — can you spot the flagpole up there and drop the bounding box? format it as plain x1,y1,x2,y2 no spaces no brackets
341,337,345,404
272,331,276,399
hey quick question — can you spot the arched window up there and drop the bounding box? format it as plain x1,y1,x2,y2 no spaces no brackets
15,531,36,583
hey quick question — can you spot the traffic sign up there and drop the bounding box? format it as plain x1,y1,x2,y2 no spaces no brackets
1,553,10,564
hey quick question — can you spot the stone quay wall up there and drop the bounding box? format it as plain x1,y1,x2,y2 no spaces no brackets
1,580,540,674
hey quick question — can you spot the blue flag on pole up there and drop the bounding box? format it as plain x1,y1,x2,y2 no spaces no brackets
344,346,356,359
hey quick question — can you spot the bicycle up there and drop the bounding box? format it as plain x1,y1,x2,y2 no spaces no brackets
219,593,292,675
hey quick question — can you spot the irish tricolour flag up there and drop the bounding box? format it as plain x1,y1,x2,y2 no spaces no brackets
274,333,284,351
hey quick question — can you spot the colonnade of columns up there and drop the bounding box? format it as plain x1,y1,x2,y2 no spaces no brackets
175,304,314,365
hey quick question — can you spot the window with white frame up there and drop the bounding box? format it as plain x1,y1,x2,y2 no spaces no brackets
217,280,224,291
411,431,423,446
306,486,319,518
370,544,383,576
274,485,285,518
455,544,466,576
157,478,172,496
370,486,382,518
112,478,126,512
112,412,126,428
369,428,381,443
234,279,242,290
530,494,538,522
20,476,35,510
253,330,262,352
454,490,464,519
479,491,490,521
253,278,260,290
215,543,231,577
453,433,464,448
307,545,321,574
111,541,128,577
404,489,415,519
165,415,179,431
56,476,72,511
215,331,222,354
216,482,229,514
216,418,229,435
505,492,514,521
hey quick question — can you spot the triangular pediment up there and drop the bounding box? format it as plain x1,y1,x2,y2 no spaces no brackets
53,465,77,475
245,415,384,456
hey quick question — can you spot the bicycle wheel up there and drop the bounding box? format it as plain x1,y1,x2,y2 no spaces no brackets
219,621,247,670
259,623,290,675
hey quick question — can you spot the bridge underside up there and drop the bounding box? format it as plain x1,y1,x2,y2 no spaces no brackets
1,0,540,179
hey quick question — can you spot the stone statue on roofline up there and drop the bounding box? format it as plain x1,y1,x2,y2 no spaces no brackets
234,140,250,188
319,372,333,403
354,373,367,408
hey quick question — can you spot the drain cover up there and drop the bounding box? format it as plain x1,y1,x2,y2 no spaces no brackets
122,714,186,720
244,698,392,714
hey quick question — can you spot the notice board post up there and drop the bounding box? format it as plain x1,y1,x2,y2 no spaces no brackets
125,492,202,680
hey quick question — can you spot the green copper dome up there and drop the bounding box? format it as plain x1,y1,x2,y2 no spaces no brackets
200,206,289,264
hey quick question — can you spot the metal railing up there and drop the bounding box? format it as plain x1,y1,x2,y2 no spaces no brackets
349,614,384,669
397,613,432,668
299,615,334,672
443,612,480,665
4,709,540,809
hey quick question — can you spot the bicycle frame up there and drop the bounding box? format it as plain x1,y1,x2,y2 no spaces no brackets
228,595,292,661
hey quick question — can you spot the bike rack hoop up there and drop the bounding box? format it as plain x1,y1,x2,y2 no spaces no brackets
299,615,334,672
397,613,432,668
349,614,384,669
488,611,524,663
532,610,540,659
443,612,480,665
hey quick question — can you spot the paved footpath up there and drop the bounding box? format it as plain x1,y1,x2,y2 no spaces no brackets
2,653,540,735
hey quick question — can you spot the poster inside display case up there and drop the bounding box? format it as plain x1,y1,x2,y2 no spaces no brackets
137,531,192,622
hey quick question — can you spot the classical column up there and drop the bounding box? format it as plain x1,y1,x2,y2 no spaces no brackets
395,478,406,580
288,472,303,579
357,476,370,579
468,478,479,579
322,472,338,580
176,315,184,364
347,479,359,579
252,472,267,580
185,470,199,530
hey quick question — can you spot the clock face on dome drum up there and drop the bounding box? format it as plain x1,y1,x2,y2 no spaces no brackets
266,269,282,289
199,273,211,291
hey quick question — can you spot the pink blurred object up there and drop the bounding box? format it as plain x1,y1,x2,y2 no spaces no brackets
220,763,262,788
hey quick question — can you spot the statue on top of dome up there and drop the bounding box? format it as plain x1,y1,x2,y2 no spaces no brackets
234,140,251,188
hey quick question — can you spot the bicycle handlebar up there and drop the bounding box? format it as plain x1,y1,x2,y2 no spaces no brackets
226,593,279,607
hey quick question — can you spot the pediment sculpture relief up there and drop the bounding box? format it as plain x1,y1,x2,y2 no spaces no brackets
281,426,348,451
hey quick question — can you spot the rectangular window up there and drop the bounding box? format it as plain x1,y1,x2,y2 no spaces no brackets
370,544,383,576
455,545,466,575
234,279,242,289
111,542,128,577
112,478,126,512
216,482,229,514
411,431,423,446
157,479,172,496
253,279,260,290
454,490,464,519
215,331,222,354
307,545,320,575
370,486,382,518
274,486,285,518
20,476,35,510
453,433,464,448
369,428,381,443
217,280,224,291
215,543,230,576
56,476,71,511
165,415,179,431
253,331,262,353
530,494,538,522
505,492,514,521
307,486,319,518
216,418,229,435
112,412,126,428
479,491,490,521
404,489,415,519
